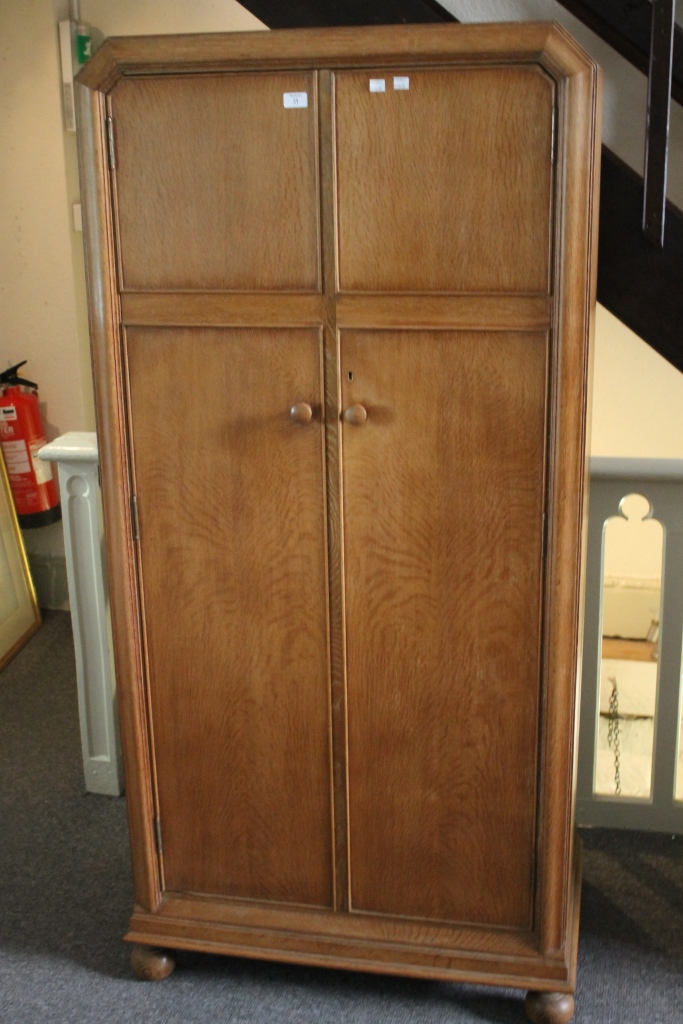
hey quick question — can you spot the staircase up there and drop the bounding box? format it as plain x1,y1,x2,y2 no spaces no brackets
238,0,683,375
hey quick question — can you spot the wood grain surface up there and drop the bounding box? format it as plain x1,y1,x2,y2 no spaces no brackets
76,20,600,994
535,51,600,957
342,329,548,928
120,292,325,328
129,944,176,981
118,292,550,331
318,69,350,911
110,73,320,292
75,82,162,911
335,294,552,331
123,844,582,985
125,326,333,906
524,990,575,1024
334,67,554,293
76,22,566,93
601,638,657,661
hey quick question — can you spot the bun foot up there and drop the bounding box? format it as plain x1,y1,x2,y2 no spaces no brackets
524,991,575,1024
130,944,176,981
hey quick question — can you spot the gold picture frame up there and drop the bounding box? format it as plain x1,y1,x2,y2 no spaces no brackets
0,449,41,672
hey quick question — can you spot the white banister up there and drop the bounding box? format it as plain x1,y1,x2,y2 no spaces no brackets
36,439,683,822
590,457,683,481
39,432,122,796
577,457,683,832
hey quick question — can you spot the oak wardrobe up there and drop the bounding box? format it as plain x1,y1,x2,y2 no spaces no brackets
76,22,600,1024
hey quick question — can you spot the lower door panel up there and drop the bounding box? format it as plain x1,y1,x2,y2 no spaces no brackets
341,329,549,928
125,326,333,907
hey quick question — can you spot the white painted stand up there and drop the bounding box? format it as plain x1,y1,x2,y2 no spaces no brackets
577,457,683,833
39,432,123,796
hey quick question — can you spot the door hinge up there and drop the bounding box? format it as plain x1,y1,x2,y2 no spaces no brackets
154,816,163,855
106,116,116,171
551,107,556,165
130,494,140,542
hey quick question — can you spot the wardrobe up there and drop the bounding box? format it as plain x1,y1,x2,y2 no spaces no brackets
76,22,600,1024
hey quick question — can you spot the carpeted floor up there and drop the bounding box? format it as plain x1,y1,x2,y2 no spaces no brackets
1,611,681,1023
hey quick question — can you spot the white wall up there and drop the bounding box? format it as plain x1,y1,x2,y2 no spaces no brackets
591,304,683,606
0,0,265,600
2,0,682,605
80,0,265,36
0,0,90,569
592,305,683,460
0,1,86,435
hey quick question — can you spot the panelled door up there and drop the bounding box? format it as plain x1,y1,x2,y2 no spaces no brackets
110,62,555,926
334,67,554,928
111,73,334,908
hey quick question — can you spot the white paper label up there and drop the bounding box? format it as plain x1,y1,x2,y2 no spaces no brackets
283,92,308,109
369,79,386,92
1,406,17,421
30,442,53,484
2,439,30,475
393,76,410,90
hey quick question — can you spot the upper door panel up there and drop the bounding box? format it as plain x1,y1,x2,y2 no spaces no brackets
334,67,554,294
110,73,320,292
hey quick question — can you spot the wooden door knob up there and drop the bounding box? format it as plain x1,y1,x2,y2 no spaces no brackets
290,402,313,424
344,404,368,425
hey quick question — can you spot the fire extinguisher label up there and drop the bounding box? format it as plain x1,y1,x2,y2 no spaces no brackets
1,405,17,421
1,438,31,474
30,442,53,485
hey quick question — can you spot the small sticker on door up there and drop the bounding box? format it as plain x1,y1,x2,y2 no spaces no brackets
283,92,308,109
393,76,410,90
369,79,386,93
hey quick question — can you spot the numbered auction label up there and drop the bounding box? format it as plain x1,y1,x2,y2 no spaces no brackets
283,92,308,108
369,79,386,92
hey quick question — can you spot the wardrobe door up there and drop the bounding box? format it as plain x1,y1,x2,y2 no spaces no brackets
341,329,548,928
111,71,332,908
335,66,554,929
126,328,332,906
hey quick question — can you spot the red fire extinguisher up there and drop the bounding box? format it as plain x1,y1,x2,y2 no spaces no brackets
0,361,61,528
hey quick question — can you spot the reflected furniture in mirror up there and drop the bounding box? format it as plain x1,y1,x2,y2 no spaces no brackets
577,457,683,832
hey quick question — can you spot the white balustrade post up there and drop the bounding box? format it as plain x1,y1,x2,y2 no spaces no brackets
651,498,683,811
575,480,612,820
577,458,683,833
39,432,122,796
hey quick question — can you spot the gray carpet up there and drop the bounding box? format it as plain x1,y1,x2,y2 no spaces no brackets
1,612,681,1023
